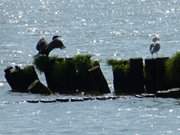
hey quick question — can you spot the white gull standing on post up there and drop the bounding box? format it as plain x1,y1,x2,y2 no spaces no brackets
149,34,160,57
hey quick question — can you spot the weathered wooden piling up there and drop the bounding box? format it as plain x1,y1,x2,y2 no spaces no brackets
56,98,69,102
40,99,56,103
144,58,156,93
73,55,110,95
108,60,130,94
45,58,77,94
74,54,93,94
144,57,169,93
4,65,39,92
112,67,124,93
27,80,52,95
155,57,169,90
129,58,145,93
88,65,110,94
26,100,39,103
109,59,145,94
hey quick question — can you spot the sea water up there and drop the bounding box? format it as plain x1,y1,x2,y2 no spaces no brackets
1,0,180,134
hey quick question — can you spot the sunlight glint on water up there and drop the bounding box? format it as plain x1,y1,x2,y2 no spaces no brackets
1,0,180,134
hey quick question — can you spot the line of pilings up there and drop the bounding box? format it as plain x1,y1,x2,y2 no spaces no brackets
4,55,180,97
110,57,170,95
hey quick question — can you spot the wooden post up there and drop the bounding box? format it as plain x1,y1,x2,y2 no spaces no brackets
45,58,77,94
155,57,169,90
111,60,130,94
4,65,39,92
88,65,110,95
145,58,157,93
144,57,169,93
129,58,145,94
27,80,52,95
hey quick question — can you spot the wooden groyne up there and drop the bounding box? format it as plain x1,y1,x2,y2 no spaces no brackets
4,52,180,98
108,57,170,94
5,54,110,95
144,57,169,93
108,52,180,97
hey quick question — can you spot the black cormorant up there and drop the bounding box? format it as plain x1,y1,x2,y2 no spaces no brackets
36,35,65,56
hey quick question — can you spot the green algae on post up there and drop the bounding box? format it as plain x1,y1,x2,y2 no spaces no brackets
107,59,130,94
165,52,180,88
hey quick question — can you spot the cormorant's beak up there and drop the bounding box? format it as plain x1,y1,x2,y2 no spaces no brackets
53,35,62,40
56,35,61,38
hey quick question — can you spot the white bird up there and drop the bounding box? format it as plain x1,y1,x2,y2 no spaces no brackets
36,35,65,56
149,35,160,57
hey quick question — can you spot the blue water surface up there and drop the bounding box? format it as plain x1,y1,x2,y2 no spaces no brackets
1,0,180,134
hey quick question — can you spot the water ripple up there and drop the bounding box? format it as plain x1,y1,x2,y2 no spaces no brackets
1,0,180,134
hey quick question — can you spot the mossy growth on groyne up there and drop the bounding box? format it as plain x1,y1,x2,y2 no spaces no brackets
165,52,180,88
108,55,180,95
33,54,110,95
108,57,172,94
